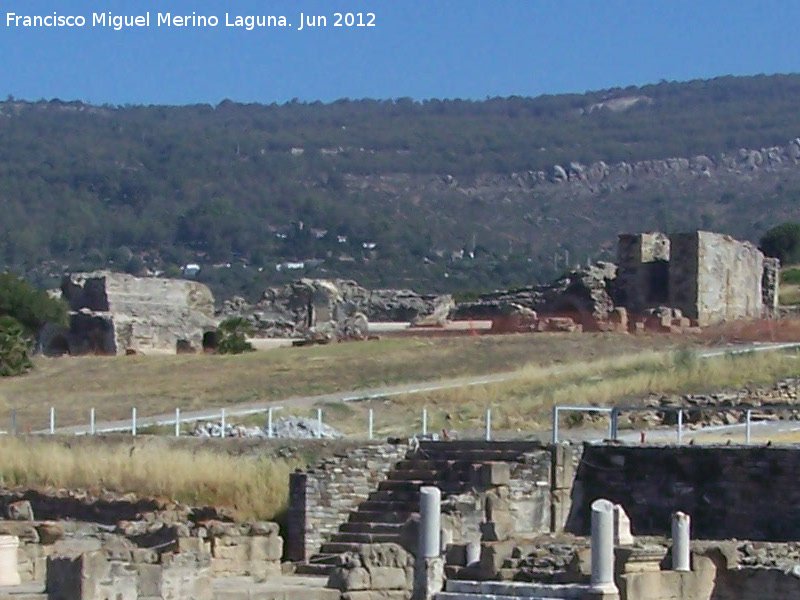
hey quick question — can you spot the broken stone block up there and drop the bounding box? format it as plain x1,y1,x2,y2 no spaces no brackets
328,566,371,591
6,501,34,521
613,504,634,546
480,462,511,487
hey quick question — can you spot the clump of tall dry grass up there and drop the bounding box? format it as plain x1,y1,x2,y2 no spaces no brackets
0,438,295,521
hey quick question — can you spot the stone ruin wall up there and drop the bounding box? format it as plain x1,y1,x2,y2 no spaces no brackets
59,271,218,355
670,231,766,326
617,230,778,327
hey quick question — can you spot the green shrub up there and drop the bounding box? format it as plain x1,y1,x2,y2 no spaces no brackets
781,268,800,284
760,222,800,264
215,317,255,355
0,316,33,376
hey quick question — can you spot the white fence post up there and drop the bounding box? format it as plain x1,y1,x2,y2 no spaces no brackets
220,408,226,437
677,409,683,444
552,406,559,444
422,408,428,436
89,408,96,435
746,409,752,444
368,408,374,441
485,408,492,441
267,407,274,439
49,407,55,435
175,408,181,437
316,408,323,439
131,407,137,436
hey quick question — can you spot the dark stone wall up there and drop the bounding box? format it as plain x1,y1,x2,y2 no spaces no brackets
566,445,800,541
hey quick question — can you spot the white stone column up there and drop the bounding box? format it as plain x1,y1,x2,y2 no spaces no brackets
590,499,618,594
419,486,441,558
671,511,691,572
414,486,444,600
0,535,21,586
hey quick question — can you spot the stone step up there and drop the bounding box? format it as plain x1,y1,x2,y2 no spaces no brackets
394,459,481,471
377,480,467,493
294,561,335,576
436,594,569,600
339,522,407,534
0,582,47,600
328,531,404,544
444,580,588,599
387,469,460,481
418,441,544,453
359,499,418,512
319,541,366,554
348,510,412,523
414,449,531,462
367,489,423,503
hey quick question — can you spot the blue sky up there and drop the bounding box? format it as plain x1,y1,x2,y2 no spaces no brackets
1,0,799,105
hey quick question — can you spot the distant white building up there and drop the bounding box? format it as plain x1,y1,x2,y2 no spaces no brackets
276,261,306,271
182,263,201,277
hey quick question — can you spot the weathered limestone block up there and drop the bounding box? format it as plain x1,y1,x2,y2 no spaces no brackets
329,566,371,591
369,566,408,590
47,551,138,600
160,552,213,600
360,544,412,570
480,463,511,488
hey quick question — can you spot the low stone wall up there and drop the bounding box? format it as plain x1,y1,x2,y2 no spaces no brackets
286,442,410,561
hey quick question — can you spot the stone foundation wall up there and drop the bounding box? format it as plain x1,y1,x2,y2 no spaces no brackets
566,445,800,541
286,442,410,561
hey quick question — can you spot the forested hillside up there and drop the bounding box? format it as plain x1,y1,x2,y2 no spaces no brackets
5,73,800,300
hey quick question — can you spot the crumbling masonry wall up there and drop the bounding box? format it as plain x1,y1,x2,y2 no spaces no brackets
669,231,765,326
616,232,671,313
286,442,409,561
616,230,777,327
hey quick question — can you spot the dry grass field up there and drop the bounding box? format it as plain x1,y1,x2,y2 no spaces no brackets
318,348,800,438
0,436,298,521
0,332,698,430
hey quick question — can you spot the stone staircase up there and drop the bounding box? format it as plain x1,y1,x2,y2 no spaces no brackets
297,440,544,576
435,580,589,600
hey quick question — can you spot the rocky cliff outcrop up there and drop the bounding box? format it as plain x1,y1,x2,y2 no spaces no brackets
54,271,217,355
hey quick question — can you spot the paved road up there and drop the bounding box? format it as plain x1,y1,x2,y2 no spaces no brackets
44,340,800,436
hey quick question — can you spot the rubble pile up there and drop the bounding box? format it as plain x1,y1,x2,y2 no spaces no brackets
192,416,343,439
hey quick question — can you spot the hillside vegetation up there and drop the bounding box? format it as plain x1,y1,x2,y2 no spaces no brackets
6,74,800,297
